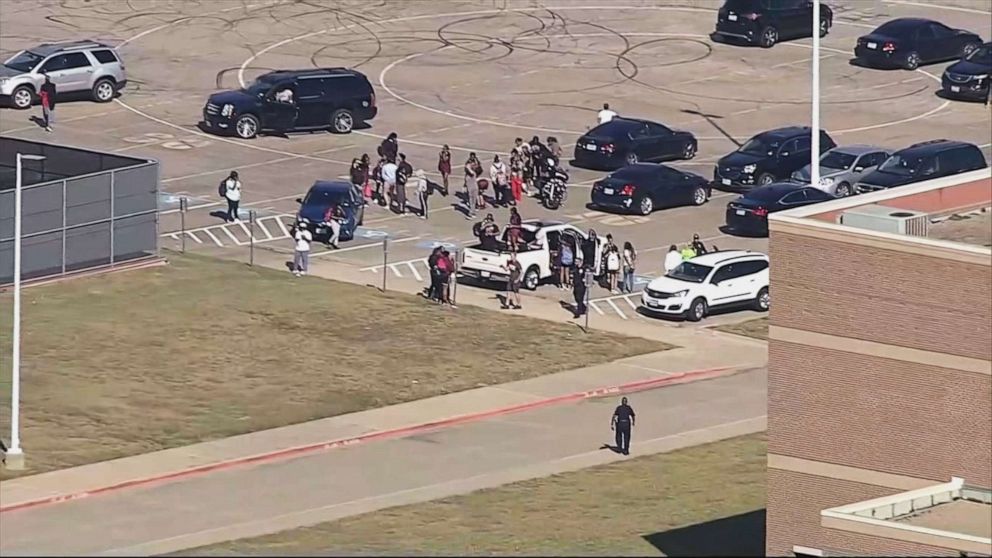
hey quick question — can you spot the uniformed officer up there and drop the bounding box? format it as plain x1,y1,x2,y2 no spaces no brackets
611,397,636,455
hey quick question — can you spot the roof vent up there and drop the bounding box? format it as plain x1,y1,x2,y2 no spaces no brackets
838,204,929,237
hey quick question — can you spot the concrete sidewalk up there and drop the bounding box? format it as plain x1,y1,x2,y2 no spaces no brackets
0,368,767,556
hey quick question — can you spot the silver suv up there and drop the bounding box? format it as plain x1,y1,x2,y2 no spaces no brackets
0,41,127,109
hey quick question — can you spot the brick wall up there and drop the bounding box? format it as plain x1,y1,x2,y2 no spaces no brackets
770,232,992,361
766,468,959,556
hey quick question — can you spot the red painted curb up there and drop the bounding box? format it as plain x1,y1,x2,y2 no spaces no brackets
0,365,736,514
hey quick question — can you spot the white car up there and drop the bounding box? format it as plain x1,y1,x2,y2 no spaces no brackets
641,250,769,321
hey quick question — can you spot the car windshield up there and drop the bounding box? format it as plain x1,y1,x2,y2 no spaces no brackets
667,262,713,283
304,189,349,207
878,154,922,176
740,137,778,156
610,166,661,180
820,151,857,170
745,187,793,203
965,44,992,65
724,0,761,10
4,50,44,72
241,78,274,96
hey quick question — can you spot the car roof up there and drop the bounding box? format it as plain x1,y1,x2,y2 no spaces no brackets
745,182,806,198
259,68,365,81
688,250,768,267
30,40,112,56
756,126,813,140
829,144,888,155
898,139,976,156
879,17,936,28
309,180,353,192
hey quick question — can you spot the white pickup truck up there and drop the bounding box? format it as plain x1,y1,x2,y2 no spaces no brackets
458,220,603,290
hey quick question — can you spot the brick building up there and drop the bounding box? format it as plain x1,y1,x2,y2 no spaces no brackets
765,168,992,557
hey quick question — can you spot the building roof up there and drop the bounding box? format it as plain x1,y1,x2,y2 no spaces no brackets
897,499,992,539
927,210,992,248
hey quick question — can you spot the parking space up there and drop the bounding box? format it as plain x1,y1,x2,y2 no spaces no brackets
1,0,989,325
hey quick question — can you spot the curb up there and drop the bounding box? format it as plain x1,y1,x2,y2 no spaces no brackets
0,365,737,514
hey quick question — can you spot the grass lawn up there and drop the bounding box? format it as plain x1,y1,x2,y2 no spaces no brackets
0,252,669,479
713,317,768,341
182,433,766,556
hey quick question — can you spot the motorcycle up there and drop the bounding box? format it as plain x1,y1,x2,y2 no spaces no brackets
538,157,569,210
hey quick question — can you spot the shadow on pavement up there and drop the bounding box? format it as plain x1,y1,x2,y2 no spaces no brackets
642,509,765,557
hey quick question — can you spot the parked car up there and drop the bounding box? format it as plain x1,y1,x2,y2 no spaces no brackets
855,140,988,194
725,182,835,236
941,42,992,103
295,181,365,243
201,68,377,139
572,117,697,170
1,40,126,109
459,221,603,290
714,127,837,190
790,145,892,197
591,163,711,215
712,0,833,48
854,18,983,70
640,250,769,322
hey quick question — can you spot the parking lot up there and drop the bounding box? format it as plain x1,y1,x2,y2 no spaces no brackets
2,0,990,323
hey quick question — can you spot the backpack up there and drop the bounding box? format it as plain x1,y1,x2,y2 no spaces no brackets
607,251,620,272
218,179,227,198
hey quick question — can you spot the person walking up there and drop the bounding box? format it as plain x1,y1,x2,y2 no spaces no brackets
437,145,452,196
378,132,398,162
597,102,617,124
381,157,398,210
223,171,242,223
572,266,588,318
622,241,637,294
464,152,482,220
610,396,635,455
501,252,523,310
664,244,682,273
396,153,413,215
413,168,430,219
490,154,509,207
292,221,313,276
40,74,57,132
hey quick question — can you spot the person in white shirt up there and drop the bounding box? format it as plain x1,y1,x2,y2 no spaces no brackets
413,169,430,219
224,171,242,223
292,222,313,276
664,244,682,274
597,102,618,124
490,155,509,207
381,159,398,208
275,88,293,104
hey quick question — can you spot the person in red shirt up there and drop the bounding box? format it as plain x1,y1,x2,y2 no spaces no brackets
436,249,457,307
509,170,523,206
39,75,57,132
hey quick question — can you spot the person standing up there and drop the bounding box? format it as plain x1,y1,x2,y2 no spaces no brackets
621,241,637,294
597,102,617,124
464,152,481,220
292,221,313,276
378,132,398,162
546,136,563,164
605,244,621,294
664,244,682,273
490,154,509,208
559,236,574,289
323,204,344,249
413,168,430,219
39,75,57,132
572,266,588,318
371,156,386,206
509,169,523,206
427,246,443,301
381,157,398,210
438,248,457,308
351,154,370,206
507,206,522,253
610,396,635,455
501,252,523,310
680,244,697,261
223,171,242,223
396,153,413,215
437,145,452,196
690,233,708,256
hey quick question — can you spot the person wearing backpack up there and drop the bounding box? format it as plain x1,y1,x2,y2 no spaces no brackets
606,244,621,294
220,171,242,223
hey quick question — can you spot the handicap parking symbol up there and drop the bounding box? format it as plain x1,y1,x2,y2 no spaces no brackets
418,240,458,250
358,228,389,239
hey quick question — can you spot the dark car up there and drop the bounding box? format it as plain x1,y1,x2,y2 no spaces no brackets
854,18,983,70
591,163,711,215
942,42,992,102
714,126,836,190
855,140,988,194
725,182,834,236
201,68,377,139
295,181,365,243
572,117,697,170
712,0,833,48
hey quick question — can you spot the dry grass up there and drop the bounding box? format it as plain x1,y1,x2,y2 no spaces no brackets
713,317,768,341
182,433,766,556
0,252,668,479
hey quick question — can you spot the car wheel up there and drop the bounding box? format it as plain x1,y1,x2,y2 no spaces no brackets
904,51,920,70
754,287,770,312
691,186,708,206
637,195,654,216
235,114,260,139
757,173,775,186
686,298,707,322
330,108,354,134
835,182,852,197
523,266,540,290
92,78,115,103
759,26,778,48
682,142,697,160
11,85,33,109
819,18,830,37
625,152,639,165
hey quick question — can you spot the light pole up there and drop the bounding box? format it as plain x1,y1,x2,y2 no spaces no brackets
811,0,821,189
7,153,46,470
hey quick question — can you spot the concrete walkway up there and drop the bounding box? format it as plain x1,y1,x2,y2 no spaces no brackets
0,367,767,556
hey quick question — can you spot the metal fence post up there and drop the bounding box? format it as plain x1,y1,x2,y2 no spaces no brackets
179,197,188,253
248,210,256,267
61,179,67,275
452,248,459,305
381,236,389,292
109,170,115,267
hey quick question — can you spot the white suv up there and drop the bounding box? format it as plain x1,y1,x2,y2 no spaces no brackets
641,250,769,321
1,41,127,109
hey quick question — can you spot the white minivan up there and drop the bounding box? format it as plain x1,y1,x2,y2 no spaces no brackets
641,250,769,321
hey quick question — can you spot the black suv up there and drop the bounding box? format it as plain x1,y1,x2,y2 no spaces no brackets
714,126,837,190
201,68,377,139
712,0,833,48
942,42,991,103
855,140,988,193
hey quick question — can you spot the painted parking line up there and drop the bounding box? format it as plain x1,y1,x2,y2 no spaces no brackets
362,257,430,278
310,235,422,257
160,213,297,248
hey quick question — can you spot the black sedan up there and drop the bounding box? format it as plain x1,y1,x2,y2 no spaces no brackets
572,117,697,170
725,182,834,236
591,163,711,215
854,18,983,70
942,42,992,103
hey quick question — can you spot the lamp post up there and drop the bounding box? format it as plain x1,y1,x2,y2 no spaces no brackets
7,153,46,470
811,0,821,189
